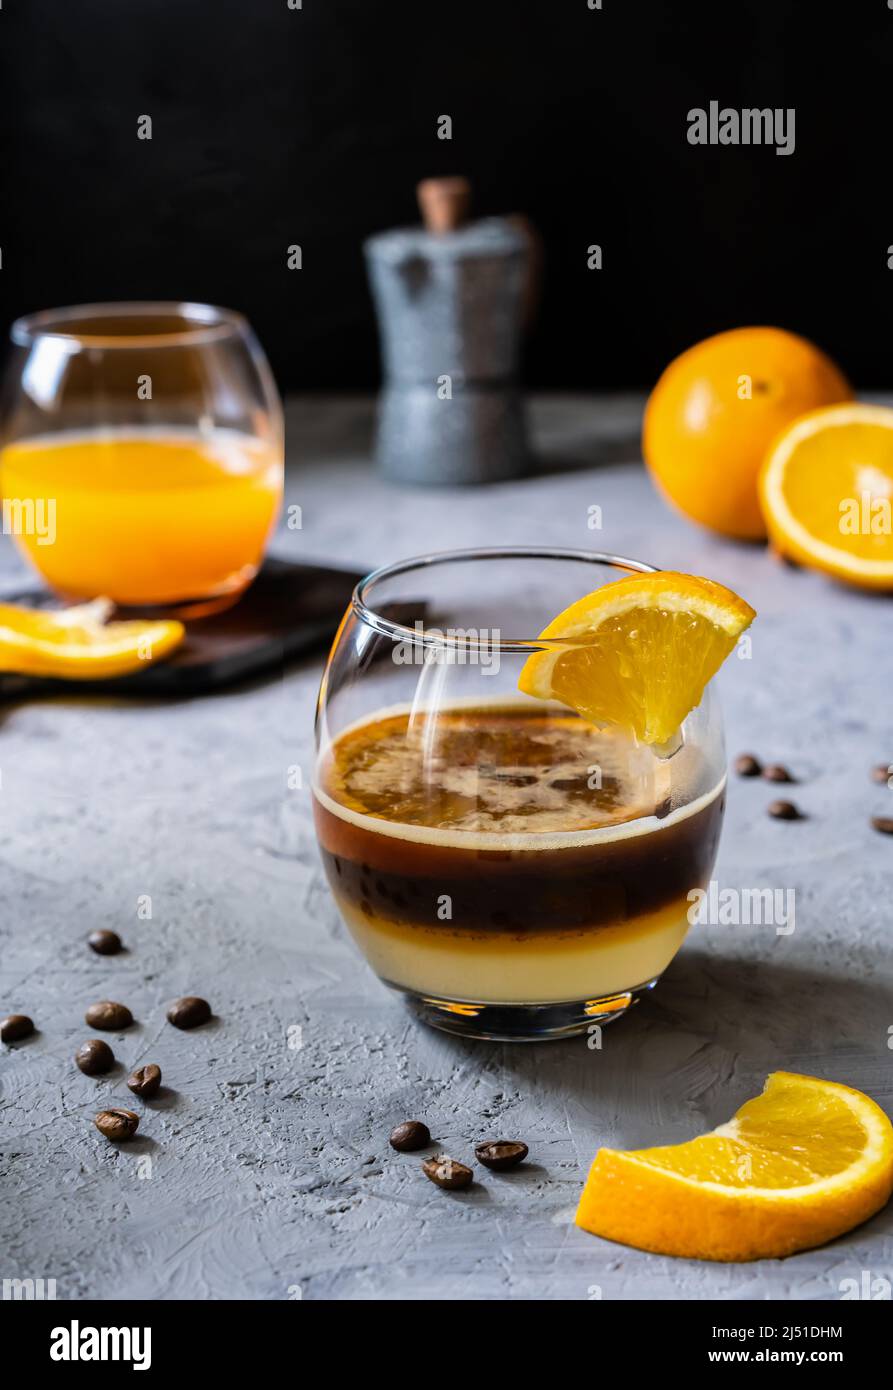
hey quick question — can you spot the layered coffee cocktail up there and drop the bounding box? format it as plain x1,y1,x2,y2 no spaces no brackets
314,701,724,1011
313,549,750,1040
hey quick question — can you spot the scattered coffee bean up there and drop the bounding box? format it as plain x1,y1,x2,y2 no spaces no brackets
871,816,893,836
763,764,795,784
85,1000,133,1031
1,1014,34,1043
768,799,802,820
75,1039,115,1075
166,996,211,1029
389,1120,430,1152
871,764,892,786
475,1140,528,1171
94,1108,139,1142
422,1155,473,1190
734,753,762,778
127,1064,162,1099
88,929,122,956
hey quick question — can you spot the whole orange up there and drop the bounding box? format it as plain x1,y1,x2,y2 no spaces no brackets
642,327,852,539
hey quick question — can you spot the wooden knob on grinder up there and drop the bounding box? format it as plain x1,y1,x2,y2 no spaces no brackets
417,177,471,233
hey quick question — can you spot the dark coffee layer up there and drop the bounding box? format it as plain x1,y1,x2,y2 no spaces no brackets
314,705,724,937
315,789,722,936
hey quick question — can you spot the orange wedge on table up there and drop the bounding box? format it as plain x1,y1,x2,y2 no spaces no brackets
518,572,755,746
0,599,184,679
576,1072,893,1262
760,402,893,590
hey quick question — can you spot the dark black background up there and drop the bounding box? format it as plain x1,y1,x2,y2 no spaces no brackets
2,0,891,391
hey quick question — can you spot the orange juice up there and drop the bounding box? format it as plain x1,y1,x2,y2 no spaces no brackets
0,428,282,606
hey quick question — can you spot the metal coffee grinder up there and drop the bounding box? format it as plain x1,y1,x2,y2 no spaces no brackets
364,178,532,485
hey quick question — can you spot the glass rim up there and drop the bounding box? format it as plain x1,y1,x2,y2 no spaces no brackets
9,301,251,350
352,546,658,652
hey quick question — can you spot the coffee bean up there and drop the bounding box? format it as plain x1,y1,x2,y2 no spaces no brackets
85,1000,133,1031
733,754,762,778
871,816,893,836
389,1120,430,1152
763,764,795,784
475,1140,528,1171
166,996,211,1029
1,1014,34,1043
75,1039,115,1075
94,1108,139,1142
422,1155,473,1190
127,1064,162,1099
88,930,122,956
871,764,892,785
768,800,802,820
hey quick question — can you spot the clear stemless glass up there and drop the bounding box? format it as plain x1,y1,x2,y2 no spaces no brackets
0,301,283,615
313,547,727,1042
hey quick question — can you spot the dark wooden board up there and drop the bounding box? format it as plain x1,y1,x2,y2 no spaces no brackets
0,558,364,698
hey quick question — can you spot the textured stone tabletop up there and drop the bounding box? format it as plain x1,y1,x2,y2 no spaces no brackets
2,395,892,1301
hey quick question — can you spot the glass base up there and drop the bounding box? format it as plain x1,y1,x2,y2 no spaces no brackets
386,977,659,1042
112,587,247,620
48,565,259,621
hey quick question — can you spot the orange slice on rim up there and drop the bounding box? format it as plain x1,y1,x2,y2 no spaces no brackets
518,571,755,745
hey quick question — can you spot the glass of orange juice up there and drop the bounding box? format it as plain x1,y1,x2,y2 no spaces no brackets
0,302,284,614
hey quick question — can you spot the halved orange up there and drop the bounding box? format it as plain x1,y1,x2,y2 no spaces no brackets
0,599,184,679
518,572,755,745
759,402,893,590
576,1071,893,1262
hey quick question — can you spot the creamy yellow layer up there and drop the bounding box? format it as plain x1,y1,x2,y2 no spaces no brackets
333,894,692,1004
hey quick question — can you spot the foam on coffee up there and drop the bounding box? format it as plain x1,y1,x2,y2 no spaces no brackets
315,700,722,850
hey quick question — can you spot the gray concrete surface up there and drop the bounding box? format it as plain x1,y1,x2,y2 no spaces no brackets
1,394,892,1301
